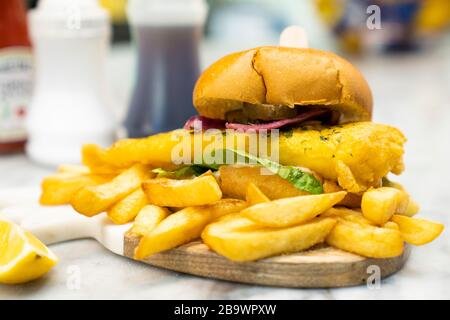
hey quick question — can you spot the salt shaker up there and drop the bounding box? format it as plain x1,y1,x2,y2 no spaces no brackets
125,0,208,137
27,0,116,166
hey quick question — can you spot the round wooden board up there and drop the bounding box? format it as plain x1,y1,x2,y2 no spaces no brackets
124,234,410,288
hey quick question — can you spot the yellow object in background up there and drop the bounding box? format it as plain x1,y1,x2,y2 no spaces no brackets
314,0,345,27
0,218,58,285
315,0,450,54
99,0,128,23
416,0,450,32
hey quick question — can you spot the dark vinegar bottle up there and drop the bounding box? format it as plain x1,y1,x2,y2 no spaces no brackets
125,0,208,137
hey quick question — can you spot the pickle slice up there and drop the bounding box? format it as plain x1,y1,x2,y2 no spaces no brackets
243,103,297,120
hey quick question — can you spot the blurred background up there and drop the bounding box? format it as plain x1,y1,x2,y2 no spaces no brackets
1,0,450,213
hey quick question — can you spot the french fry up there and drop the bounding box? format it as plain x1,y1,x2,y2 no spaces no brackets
321,207,376,226
245,182,270,205
382,180,420,217
219,165,311,200
326,220,404,258
382,179,404,190
211,213,261,232
129,205,170,237
202,216,337,262
323,180,362,207
241,191,346,227
107,188,148,224
383,221,400,230
402,197,420,217
361,187,409,225
391,215,444,245
134,199,247,259
396,190,410,214
40,173,110,205
82,144,124,174
71,164,153,217
142,175,222,207
57,164,90,174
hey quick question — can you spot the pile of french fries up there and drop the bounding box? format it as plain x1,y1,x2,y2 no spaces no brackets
40,163,444,262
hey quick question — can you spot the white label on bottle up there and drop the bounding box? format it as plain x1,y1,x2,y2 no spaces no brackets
0,47,33,143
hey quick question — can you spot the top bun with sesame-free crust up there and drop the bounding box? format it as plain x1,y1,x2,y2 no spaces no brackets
193,47,373,123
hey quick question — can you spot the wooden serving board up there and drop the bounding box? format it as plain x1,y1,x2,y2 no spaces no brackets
124,234,410,288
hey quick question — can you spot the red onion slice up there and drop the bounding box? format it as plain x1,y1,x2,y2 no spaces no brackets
225,109,328,132
183,116,225,130
183,109,328,132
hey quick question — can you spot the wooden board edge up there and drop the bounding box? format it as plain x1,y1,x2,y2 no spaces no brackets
124,233,410,288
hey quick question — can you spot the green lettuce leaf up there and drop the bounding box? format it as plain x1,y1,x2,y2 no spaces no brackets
152,163,220,178
224,148,323,194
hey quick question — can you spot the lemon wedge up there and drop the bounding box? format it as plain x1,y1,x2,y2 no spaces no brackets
0,218,58,284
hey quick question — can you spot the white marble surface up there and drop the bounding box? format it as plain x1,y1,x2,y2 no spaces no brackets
0,39,449,299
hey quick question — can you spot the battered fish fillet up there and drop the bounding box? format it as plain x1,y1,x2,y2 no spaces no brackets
278,122,406,193
82,122,406,193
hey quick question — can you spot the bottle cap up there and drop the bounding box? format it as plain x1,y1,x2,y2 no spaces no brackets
127,0,208,26
29,0,110,38
279,26,309,48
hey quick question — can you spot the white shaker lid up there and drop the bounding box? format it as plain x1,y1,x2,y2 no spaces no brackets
127,0,208,26
279,26,309,48
29,0,110,38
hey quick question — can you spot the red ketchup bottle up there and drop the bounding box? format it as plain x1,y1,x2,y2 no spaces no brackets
0,0,33,154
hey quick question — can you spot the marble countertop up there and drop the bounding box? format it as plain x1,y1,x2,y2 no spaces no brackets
0,40,449,299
